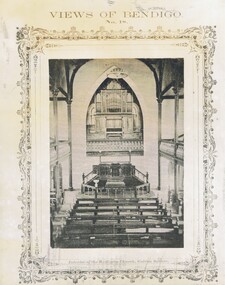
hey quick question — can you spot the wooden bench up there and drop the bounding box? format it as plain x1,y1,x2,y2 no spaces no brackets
67,213,171,225
76,197,158,202
57,231,183,248
55,196,183,248
63,221,177,236
74,202,160,208
76,198,158,203
71,207,164,214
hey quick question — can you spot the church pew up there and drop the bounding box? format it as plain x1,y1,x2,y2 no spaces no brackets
76,197,158,203
65,219,174,227
76,197,158,201
73,201,161,208
55,193,184,248
75,197,159,205
66,213,171,225
56,197,183,248
70,206,164,214
56,231,183,248
62,222,177,236
57,239,182,248
63,222,178,235
63,225,178,234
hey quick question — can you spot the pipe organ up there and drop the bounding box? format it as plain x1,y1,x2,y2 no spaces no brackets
86,79,144,156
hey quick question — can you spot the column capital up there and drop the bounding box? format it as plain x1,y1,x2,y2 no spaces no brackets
52,88,59,97
67,99,73,105
172,86,181,96
157,98,162,104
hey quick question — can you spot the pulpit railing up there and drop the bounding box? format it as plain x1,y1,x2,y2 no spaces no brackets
81,185,150,198
134,168,148,183
136,183,150,193
82,163,150,194
81,184,96,195
82,170,97,184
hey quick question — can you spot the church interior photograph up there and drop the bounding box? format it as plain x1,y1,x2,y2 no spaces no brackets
49,58,184,248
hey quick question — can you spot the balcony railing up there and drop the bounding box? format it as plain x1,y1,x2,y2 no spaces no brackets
86,139,144,153
160,139,184,160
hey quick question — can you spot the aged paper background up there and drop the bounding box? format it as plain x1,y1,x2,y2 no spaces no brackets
0,0,225,284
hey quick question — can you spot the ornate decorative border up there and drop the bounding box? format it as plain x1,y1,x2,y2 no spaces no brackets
17,26,217,283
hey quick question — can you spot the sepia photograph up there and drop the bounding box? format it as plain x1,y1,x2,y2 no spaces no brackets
49,58,184,249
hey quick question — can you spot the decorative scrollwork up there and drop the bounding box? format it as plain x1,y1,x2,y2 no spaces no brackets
184,255,218,282
19,252,52,283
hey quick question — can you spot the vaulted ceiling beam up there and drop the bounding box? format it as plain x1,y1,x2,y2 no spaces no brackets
139,59,179,102
57,87,68,98
64,59,91,103
139,59,161,100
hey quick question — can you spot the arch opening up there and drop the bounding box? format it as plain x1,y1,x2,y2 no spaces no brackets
86,73,144,157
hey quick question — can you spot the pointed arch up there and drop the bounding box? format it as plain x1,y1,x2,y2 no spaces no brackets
86,68,144,156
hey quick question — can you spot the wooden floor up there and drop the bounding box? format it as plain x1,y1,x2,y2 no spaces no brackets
55,195,183,248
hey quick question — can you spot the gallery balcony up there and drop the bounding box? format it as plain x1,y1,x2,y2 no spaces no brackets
86,139,144,156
